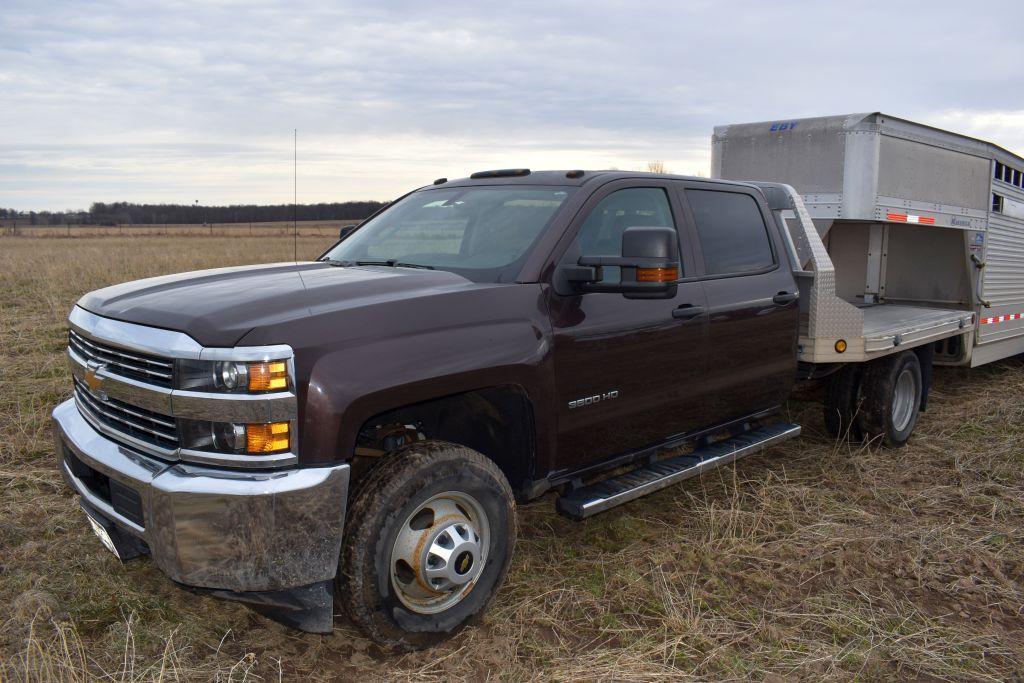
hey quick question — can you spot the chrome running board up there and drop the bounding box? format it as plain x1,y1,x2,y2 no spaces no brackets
556,423,801,520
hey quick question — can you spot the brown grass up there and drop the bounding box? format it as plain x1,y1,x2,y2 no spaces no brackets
1,235,1022,681
7,220,354,239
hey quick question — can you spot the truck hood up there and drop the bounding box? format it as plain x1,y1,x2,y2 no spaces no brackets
77,261,477,347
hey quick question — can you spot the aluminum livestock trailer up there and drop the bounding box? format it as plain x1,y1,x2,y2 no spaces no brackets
712,112,1024,444
712,112,1024,441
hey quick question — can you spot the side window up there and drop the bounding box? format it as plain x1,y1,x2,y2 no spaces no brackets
574,187,677,283
686,189,774,275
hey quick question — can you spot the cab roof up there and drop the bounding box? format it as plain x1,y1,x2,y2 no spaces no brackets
435,169,733,189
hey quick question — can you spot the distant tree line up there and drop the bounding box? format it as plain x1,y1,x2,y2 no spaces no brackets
0,200,387,227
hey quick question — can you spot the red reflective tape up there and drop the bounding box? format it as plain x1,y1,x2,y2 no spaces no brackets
886,212,935,224
981,313,1024,324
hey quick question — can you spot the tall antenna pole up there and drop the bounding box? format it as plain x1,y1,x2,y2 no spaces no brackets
293,128,298,262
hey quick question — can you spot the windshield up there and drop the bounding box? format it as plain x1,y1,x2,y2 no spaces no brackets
321,186,575,282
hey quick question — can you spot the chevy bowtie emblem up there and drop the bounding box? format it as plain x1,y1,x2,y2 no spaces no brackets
85,362,105,393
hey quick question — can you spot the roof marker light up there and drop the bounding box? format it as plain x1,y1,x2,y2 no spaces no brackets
469,168,531,179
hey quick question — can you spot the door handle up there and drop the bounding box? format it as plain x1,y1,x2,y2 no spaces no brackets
772,291,799,305
672,304,705,320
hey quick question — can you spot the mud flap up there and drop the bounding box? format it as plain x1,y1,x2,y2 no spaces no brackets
914,343,934,412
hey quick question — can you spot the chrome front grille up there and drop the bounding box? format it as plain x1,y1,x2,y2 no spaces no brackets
69,329,174,388
65,306,298,469
73,376,179,450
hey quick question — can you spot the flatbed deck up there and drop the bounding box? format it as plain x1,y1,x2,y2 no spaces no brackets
861,304,973,354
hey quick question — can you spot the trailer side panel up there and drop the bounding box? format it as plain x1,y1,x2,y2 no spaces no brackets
714,115,848,195
877,136,989,211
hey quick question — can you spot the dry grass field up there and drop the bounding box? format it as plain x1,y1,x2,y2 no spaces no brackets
1,235,1022,681
6,220,356,239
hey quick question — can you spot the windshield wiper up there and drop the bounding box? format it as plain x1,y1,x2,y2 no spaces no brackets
391,261,435,270
320,257,435,270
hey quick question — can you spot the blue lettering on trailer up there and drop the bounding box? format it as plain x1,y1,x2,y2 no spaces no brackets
770,121,798,132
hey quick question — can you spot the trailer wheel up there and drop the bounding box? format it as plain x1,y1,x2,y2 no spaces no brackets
337,441,516,650
823,364,863,441
859,351,922,448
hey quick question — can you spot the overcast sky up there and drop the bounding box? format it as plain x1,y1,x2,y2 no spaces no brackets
3,0,1023,211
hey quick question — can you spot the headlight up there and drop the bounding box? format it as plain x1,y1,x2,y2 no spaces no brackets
177,359,290,393
180,418,291,454
216,361,247,390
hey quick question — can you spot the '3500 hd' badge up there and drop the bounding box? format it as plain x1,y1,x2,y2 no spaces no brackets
568,390,619,410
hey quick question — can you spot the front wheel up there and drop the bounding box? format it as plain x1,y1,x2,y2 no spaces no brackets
337,441,516,650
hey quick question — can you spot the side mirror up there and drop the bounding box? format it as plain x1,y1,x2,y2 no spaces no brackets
338,224,359,240
561,226,680,299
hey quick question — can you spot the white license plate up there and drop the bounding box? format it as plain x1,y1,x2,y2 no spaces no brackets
85,511,122,560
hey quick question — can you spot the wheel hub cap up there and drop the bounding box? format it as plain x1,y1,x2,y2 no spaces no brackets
390,493,489,614
424,521,481,589
891,366,918,432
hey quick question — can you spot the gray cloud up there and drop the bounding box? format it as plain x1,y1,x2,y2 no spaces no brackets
2,0,1023,209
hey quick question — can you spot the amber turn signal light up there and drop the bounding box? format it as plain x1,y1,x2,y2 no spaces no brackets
248,361,288,391
834,339,847,353
636,267,679,283
246,421,290,453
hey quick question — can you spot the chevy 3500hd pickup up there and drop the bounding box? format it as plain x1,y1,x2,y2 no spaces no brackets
56,133,993,648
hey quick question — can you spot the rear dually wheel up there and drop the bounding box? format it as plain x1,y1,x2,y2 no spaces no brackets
858,351,922,448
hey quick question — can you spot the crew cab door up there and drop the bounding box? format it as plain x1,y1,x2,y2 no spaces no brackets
673,181,799,425
546,180,708,472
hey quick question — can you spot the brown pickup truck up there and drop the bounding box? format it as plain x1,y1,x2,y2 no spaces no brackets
54,168,859,650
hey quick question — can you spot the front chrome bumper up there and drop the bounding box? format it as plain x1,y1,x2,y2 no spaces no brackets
53,398,349,593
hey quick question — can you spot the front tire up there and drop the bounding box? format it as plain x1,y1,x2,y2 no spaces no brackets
337,441,516,650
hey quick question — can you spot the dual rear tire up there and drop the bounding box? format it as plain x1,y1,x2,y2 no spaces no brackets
824,351,923,447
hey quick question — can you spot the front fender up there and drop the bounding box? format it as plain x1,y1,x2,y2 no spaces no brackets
243,283,557,470
310,318,554,464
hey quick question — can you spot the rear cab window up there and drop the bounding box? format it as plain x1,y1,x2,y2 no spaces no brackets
685,189,775,276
